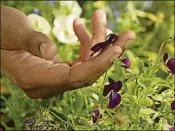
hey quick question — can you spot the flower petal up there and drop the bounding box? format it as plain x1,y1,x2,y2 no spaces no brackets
92,115,98,123
121,57,131,69
113,81,122,92
93,109,99,116
163,52,168,63
108,92,121,109
108,77,115,84
103,84,112,96
171,101,175,110
90,42,107,56
92,109,102,123
167,58,175,75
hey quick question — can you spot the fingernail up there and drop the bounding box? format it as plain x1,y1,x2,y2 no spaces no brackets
40,43,47,56
110,53,120,62
75,18,85,26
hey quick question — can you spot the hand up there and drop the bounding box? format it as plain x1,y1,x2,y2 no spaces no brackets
1,6,136,99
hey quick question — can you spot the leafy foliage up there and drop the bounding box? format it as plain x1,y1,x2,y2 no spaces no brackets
1,1,174,130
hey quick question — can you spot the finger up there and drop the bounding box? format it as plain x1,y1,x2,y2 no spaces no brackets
91,9,107,43
114,30,136,51
73,18,92,61
29,31,58,60
1,6,57,60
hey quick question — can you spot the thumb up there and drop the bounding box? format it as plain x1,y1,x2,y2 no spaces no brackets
28,31,57,60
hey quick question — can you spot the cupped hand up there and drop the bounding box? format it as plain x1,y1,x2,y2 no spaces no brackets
1,6,135,99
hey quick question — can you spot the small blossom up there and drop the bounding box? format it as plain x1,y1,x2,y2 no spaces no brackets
103,77,122,96
108,91,121,109
163,53,175,75
53,14,78,44
103,78,122,109
103,84,112,96
59,1,82,17
171,101,175,110
92,109,102,123
28,14,51,35
32,8,42,15
90,34,118,56
121,57,131,69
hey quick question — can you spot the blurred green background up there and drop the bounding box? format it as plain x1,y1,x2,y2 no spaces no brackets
1,1,174,130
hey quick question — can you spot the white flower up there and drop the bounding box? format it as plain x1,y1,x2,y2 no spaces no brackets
59,1,82,17
53,14,78,44
28,14,51,35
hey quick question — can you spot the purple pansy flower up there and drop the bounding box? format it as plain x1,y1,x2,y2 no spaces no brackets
108,91,121,109
121,57,131,69
103,77,122,109
92,109,102,123
163,53,175,75
103,77,122,96
90,42,107,56
90,34,118,56
171,101,175,110
32,8,42,15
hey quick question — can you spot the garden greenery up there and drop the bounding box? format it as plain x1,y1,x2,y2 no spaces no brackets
1,1,174,130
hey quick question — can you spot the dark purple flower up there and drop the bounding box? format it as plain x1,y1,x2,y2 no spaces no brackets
32,8,42,15
46,0,56,5
171,101,175,110
108,91,121,109
167,58,175,74
121,57,131,69
103,77,122,96
90,34,118,56
92,109,102,123
90,42,107,56
163,53,175,75
103,84,112,96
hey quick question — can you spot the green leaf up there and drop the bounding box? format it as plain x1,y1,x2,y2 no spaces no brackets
74,92,84,113
139,108,156,116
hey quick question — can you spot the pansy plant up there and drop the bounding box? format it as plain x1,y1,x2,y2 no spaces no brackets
103,77,122,109
92,109,102,123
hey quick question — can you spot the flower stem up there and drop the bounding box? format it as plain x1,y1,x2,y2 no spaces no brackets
46,108,72,127
166,73,172,80
99,70,108,105
145,37,172,97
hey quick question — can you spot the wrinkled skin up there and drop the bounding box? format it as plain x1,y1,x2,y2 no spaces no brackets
1,6,136,99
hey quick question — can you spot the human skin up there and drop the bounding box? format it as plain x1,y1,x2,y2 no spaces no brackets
1,6,136,99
